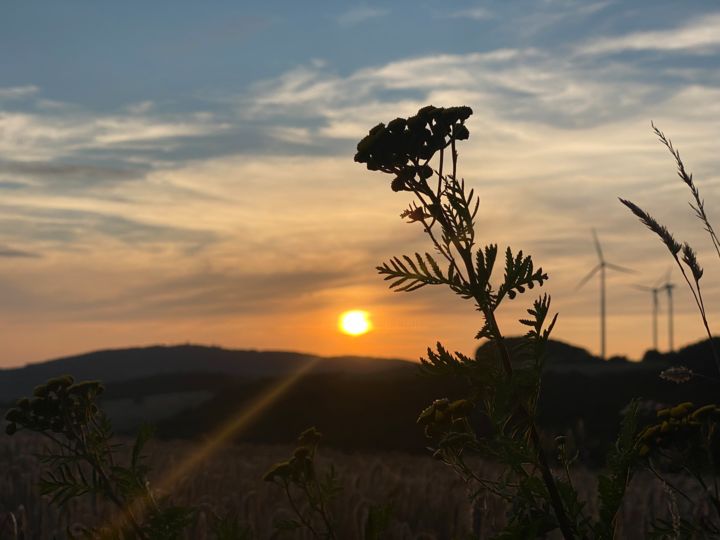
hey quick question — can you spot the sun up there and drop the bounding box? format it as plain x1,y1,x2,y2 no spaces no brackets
338,310,372,336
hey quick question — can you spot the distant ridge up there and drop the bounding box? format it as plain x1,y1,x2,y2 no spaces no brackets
476,337,608,371
0,344,413,401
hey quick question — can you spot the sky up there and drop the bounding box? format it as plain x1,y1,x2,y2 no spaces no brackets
3,1,720,367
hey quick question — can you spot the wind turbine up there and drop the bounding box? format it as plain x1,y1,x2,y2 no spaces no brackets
632,274,665,351
576,229,634,360
660,269,676,352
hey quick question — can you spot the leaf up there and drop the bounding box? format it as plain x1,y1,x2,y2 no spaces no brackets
419,342,478,380
377,254,445,292
496,248,548,304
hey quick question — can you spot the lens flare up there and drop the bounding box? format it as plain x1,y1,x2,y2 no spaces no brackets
104,356,321,531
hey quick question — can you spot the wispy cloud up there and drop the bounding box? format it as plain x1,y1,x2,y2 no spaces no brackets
0,94,228,161
579,13,720,55
336,6,388,26
441,7,492,20
244,48,660,133
0,85,38,100
0,246,39,258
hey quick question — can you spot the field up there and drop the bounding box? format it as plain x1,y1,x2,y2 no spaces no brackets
0,434,708,539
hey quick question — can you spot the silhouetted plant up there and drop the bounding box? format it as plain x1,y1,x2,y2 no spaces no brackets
4,375,251,539
621,127,720,536
355,105,651,539
264,426,392,540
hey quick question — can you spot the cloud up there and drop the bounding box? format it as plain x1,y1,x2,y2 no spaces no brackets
336,6,388,26
0,97,229,162
0,246,39,258
0,203,218,254
579,13,720,55
93,269,353,320
243,48,663,133
0,85,38,100
442,7,492,20
0,159,143,187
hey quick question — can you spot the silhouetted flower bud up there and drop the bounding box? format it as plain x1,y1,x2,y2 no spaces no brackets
263,460,293,482
387,117,406,133
5,423,17,436
417,105,437,119
639,424,660,441
453,124,470,141
68,381,103,398
417,404,436,425
391,177,407,192
406,114,424,131
690,404,716,420
433,398,450,411
418,144,435,161
445,106,473,122
16,398,30,411
670,402,693,418
298,426,322,446
418,164,433,180
448,399,474,418
33,384,49,398
46,375,74,394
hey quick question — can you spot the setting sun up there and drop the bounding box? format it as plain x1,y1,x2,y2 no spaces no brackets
338,310,373,336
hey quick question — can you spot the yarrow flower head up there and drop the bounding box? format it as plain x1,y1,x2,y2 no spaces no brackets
354,105,473,192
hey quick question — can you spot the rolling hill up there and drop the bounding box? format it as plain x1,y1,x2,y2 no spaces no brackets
0,344,413,401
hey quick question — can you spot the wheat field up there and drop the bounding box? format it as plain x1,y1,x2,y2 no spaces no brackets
0,434,708,539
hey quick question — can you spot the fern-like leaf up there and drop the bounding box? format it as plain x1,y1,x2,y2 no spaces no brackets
497,248,548,303
377,254,445,292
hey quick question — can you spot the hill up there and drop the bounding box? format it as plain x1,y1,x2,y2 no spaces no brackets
0,344,413,401
3,338,719,461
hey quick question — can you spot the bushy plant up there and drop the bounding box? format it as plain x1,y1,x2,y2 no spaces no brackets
263,427,392,540
4,375,250,539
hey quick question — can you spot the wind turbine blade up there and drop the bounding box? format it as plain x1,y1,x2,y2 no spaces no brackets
606,262,635,274
576,265,601,290
592,229,604,262
631,284,652,292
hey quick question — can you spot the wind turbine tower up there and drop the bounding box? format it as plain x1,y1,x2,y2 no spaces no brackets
661,271,676,352
632,275,664,351
577,229,634,359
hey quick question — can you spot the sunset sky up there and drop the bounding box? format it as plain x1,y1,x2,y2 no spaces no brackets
3,1,720,367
